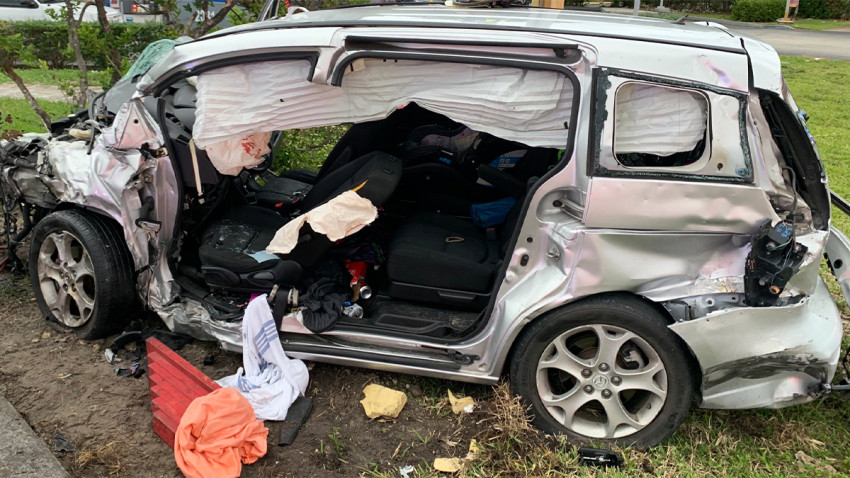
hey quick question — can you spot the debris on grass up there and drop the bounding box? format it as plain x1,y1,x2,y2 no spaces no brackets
360,384,407,419
53,431,73,452
399,464,415,477
447,389,474,414
433,457,464,473
432,439,483,473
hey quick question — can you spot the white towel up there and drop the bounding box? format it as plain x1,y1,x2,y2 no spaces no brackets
217,295,309,421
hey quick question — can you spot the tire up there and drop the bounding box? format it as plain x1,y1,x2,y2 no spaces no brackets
509,294,693,448
29,209,136,340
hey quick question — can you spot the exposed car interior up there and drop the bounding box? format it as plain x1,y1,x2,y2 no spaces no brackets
152,79,561,340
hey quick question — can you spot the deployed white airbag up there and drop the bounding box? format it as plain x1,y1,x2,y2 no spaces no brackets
193,58,573,170
614,82,707,156
266,190,377,255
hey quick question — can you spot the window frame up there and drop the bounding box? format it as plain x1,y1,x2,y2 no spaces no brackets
612,80,712,171
588,67,754,184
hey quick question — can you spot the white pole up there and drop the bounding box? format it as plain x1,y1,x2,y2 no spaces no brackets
634,0,641,15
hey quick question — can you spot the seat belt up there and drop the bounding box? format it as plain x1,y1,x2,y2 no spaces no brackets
188,139,205,204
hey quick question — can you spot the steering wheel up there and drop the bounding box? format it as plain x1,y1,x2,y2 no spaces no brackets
247,131,283,173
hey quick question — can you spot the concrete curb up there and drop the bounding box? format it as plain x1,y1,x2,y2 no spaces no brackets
0,395,71,478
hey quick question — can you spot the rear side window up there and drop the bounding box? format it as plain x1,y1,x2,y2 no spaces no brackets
614,82,708,168
591,69,752,182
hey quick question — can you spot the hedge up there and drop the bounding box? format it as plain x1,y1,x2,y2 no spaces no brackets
732,0,850,22
796,0,850,19
730,0,785,21
611,0,849,18
608,0,734,12
0,20,177,70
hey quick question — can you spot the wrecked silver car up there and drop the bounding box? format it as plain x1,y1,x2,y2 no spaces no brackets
2,4,848,447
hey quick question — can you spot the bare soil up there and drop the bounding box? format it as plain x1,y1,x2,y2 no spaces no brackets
0,272,493,477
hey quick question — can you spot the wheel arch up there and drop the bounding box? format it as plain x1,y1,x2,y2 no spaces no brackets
501,291,704,396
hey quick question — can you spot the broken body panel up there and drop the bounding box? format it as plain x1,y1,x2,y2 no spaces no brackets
1,7,845,414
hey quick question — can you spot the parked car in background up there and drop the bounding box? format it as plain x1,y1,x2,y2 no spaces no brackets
0,0,120,21
2,4,848,448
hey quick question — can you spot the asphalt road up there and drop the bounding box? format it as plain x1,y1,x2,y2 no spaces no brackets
726,25,850,61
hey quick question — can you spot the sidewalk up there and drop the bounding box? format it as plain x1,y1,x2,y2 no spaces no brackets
0,394,70,478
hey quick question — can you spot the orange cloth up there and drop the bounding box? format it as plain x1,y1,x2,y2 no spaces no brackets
174,387,268,478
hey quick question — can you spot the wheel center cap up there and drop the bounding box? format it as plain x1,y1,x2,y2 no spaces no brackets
591,375,608,388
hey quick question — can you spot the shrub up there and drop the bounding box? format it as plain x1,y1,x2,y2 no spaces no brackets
731,0,786,21
0,20,177,71
608,0,734,12
797,0,850,19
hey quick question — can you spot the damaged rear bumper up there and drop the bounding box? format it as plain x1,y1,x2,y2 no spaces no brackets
669,278,843,409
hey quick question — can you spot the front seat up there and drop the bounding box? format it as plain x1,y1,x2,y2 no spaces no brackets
198,151,401,291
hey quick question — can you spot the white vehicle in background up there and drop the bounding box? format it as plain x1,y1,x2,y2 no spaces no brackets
0,0,163,22
0,0,120,21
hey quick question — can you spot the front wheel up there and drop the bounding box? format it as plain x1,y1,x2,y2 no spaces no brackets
510,294,694,448
29,210,136,339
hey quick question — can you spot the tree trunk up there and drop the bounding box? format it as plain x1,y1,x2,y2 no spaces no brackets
196,0,237,37
1,64,52,131
94,0,123,85
64,0,89,108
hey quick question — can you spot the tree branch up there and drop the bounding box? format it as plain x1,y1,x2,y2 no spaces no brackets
1,64,51,131
197,0,237,37
181,10,199,37
94,0,123,84
64,0,89,107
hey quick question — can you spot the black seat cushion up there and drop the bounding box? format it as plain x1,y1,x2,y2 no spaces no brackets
246,173,313,209
387,213,500,293
301,150,401,210
198,206,286,273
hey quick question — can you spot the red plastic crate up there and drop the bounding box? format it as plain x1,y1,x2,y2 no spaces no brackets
146,337,221,448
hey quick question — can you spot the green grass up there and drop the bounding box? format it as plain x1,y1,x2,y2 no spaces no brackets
0,68,110,91
637,10,850,30
792,18,850,31
781,56,850,234
0,97,75,135
0,68,81,86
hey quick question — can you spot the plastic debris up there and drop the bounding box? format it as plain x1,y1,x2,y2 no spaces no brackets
277,396,313,446
448,390,475,414
104,348,119,364
466,439,481,460
147,337,221,448
433,457,464,473
54,432,74,452
577,447,623,468
399,465,415,478
115,363,140,377
433,440,482,473
360,384,408,419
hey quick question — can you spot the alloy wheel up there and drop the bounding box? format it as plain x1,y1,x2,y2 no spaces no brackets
36,231,97,328
535,324,668,439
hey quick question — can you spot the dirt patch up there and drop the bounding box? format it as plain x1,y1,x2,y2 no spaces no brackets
0,272,500,477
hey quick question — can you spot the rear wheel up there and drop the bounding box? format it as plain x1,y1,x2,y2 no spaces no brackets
510,294,693,448
29,210,136,339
